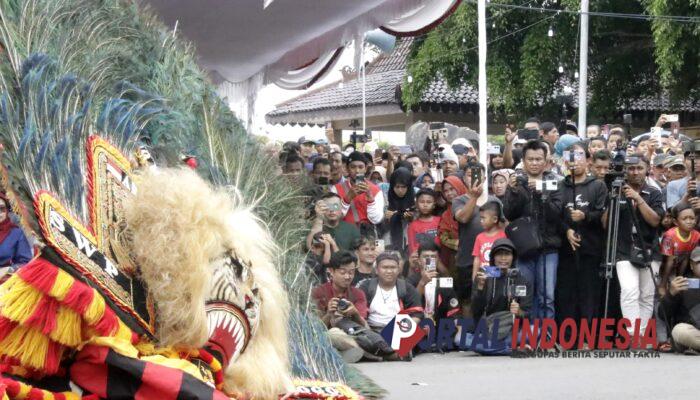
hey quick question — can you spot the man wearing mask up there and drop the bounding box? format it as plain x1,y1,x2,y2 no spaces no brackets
502,140,563,320
556,143,608,325
331,151,385,228
610,155,664,337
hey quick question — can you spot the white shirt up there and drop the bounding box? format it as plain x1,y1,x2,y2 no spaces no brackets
368,286,401,328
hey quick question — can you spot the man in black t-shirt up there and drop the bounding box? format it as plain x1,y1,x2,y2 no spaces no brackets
610,155,664,336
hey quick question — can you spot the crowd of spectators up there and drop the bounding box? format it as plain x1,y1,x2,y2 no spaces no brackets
277,115,700,362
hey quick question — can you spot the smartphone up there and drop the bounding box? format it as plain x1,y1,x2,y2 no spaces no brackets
355,174,365,184
687,278,700,289
667,114,679,123
398,145,412,155
424,257,437,271
327,202,341,212
517,128,539,140
483,266,501,278
650,127,662,138
487,145,501,155
375,239,385,253
470,167,482,186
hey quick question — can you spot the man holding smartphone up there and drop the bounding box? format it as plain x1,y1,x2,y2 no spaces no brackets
408,242,459,323
307,193,361,252
331,151,384,228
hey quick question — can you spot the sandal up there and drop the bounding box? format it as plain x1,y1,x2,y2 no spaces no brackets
658,342,673,353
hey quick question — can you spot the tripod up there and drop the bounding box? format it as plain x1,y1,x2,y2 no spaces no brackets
602,176,624,319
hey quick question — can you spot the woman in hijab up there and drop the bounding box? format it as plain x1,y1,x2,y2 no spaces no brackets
437,175,467,274
384,167,415,252
491,169,514,199
0,194,33,282
414,172,435,190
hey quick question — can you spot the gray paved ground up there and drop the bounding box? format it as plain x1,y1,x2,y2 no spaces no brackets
355,351,696,399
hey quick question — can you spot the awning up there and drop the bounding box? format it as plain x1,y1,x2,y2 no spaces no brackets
143,0,461,97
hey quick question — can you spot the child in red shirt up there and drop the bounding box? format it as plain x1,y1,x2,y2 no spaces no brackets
407,189,441,256
660,202,700,296
471,201,506,281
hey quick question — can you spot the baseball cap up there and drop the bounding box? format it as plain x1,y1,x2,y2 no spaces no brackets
691,247,700,262
452,144,470,155
652,154,667,167
315,138,328,145
452,138,474,148
664,155,685,169
298,136,315,145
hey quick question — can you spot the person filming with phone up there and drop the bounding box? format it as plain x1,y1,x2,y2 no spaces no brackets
307,193,361,252
659,247,700,354
469,238,532,355
407,242,459,323
331,151,385,230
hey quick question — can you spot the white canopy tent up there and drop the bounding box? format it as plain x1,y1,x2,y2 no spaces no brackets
143,0,460,97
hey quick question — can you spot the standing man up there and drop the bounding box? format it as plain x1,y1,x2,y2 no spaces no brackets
329,151,347,184
556,143,608,325
298,136,317,163
611,155,664,336
331,151,385,230
502,140,564,320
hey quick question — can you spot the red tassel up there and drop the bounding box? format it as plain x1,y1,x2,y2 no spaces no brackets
93,309,117,336
17,260,58,293
0,316,17,341
24,297,58,335
62,281,94,314
43,340,63,373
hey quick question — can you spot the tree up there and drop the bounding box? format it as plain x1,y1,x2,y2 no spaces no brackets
403,0,699,122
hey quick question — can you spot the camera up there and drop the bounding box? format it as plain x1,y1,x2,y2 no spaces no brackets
688,278,700,289
350,129,372,144
429,122,448,142
317,177,329,185
337,299,350,311
505,269,527,298
535,179,558,192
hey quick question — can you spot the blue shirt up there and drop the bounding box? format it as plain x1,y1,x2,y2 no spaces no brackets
666,177,688,209
0,227,33,267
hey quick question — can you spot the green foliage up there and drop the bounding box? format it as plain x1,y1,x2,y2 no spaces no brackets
404,0,696,121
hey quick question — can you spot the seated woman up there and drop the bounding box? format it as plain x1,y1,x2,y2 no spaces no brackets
0,194,33,281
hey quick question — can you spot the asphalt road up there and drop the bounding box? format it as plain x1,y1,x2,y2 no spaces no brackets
355,351,696,399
